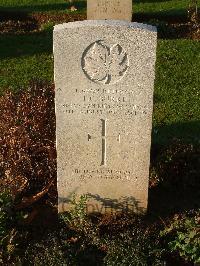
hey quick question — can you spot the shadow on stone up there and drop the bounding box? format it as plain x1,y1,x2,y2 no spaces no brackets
87,194,145,214
59,193,145,214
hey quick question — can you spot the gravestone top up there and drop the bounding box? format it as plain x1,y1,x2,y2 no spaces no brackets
54,20,157,214
54,20,157,32
87,0,132,21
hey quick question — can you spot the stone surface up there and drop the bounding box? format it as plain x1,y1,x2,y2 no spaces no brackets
87,0,132,21
54,20,157,214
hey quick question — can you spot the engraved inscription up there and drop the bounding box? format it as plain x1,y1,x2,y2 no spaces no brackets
95,0,122,15
82,40,129,85
87,0,132,21
63,102,149,116
74,169,133,182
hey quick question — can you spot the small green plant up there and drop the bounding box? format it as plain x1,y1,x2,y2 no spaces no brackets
161,211,200,263
59,194,102,264
60,194,88,230
60,194,100,244
40,21,55,32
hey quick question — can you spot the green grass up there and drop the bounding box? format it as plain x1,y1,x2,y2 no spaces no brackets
153,40,200,144
135,0,199,15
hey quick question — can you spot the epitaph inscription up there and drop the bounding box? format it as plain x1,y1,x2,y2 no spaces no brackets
54,21,157,214
82,40,129,85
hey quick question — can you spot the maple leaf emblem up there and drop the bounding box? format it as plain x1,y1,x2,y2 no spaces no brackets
82,40,129,85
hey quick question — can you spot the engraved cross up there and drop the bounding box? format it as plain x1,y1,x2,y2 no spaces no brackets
88,119,120,166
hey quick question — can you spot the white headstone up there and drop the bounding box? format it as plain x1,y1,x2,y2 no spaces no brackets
54,20,157,214
87,0,132,22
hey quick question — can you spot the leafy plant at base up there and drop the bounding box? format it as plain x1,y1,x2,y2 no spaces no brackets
59,194,103,265
60,194,100,245
60,194,88,230
60,199,163,265
161,210,200,263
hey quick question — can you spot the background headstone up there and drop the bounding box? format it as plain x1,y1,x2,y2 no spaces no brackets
87,0,132,22
54,20,157,214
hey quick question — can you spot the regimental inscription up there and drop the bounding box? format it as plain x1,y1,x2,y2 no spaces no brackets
63,102,149,116
82,40,129,85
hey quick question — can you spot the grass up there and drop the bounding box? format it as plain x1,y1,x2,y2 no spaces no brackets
153,39,200,144
0,32,53,90
0,0,199,15
135,0,199,16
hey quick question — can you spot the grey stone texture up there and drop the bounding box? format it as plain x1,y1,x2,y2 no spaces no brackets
54,20,157,213
87,0,132,22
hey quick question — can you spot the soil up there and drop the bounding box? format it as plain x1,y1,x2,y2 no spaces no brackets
0,11,86,34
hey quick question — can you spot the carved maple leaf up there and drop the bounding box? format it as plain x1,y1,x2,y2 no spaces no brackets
109,44,129,82
82,41,129,84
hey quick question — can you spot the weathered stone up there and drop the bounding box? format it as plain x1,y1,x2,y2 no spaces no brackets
54,20,157,214
87,0,132,21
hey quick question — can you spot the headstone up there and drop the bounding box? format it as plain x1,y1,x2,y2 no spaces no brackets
87,0,132,22
54,20,157,214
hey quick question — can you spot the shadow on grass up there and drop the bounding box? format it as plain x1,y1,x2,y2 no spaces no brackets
134,9,188,23
149,124,200,217
0,10,34,22
0,31,53,59
152,121,200,145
